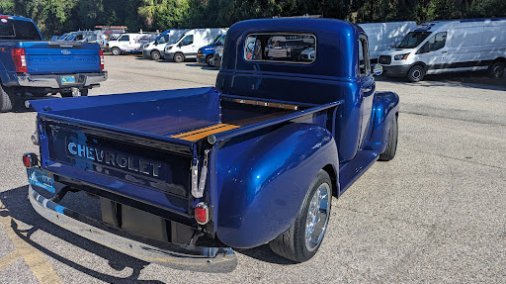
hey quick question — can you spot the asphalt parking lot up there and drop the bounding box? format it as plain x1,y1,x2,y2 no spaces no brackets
0,55,505,283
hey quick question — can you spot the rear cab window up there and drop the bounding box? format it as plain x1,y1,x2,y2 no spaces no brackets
244,33,316,63
0,18,41,41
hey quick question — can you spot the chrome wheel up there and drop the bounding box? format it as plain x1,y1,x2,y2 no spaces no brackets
304,182,331,252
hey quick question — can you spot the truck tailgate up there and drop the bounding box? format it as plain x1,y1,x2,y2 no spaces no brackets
40,118,193,214
30,87,220,214
20,41,101,74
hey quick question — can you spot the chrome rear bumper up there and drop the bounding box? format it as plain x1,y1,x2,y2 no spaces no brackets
28,186,237,272
13,72,108,89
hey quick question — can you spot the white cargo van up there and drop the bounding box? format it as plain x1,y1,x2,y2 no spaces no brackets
163,28,228,62
379,18,506,82
358,21,416,62
108,33,146,55
142,29,188,60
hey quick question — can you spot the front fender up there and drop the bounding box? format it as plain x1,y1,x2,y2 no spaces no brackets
215,123,338,248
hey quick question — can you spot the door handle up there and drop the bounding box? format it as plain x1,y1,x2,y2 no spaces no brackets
441,51,448,54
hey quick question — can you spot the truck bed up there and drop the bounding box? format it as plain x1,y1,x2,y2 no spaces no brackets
31,87,300,144
30,87,338,215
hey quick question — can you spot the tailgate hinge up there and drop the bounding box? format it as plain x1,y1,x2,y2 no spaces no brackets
191,149,210,198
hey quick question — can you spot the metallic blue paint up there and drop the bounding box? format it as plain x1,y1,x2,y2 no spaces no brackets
26,18,399,252
0,15,105,93
212,123,338,248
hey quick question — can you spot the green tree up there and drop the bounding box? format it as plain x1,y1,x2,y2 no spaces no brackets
138,0,190,30
0,0,15,14
74,0,105,29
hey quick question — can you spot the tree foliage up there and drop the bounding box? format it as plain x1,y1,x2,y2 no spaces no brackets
1,0,505,36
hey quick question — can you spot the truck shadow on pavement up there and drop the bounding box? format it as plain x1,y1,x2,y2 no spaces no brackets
185,63,219,71
0,185,164,283
0,185,296,280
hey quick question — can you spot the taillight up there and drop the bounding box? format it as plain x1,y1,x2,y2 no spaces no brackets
194,202,209,225
12,48,28,73
99,49,105,70
22,153,38,168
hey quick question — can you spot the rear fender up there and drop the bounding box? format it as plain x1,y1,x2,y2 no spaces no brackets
215,123,338,248
364,91,399,153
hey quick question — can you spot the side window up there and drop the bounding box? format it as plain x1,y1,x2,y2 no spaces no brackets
244,33,316,63
358,37,371,75
180,35,193,46
420,32,447,53
119,35,130,42
158,35,168,44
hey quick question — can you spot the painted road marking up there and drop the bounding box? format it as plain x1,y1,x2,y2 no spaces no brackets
0,251,20,271
0,199,62,284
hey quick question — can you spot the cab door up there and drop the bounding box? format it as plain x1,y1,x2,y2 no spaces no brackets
417,32,448,69
358,35,375,148
117,35,130,51
178,34,195,56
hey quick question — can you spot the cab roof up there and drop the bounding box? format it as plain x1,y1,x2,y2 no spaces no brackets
221,18,364,78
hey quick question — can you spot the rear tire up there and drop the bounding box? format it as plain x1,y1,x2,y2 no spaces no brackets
111,47,121,56
379,116,398,161
269,170,332,262
488,60,505,79
173,52,185,63
0,85,15,113
407,64,425,82
151,50,161,61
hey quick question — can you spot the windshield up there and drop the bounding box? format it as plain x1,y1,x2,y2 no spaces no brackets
213,34,225,45
173,33,188,45
397,31,431,49
0,19,41,40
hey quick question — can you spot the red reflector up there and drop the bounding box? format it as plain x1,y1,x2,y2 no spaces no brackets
99,49,105,70
22,153,37,168
194,203,209,225
12,48,28,73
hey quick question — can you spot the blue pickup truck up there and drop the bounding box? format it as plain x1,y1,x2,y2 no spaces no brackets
23,18,399,271
0,15,107,112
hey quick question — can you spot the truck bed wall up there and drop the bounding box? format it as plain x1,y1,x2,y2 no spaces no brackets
31,87,222,138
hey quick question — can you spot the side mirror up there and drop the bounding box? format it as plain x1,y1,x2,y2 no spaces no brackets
372,64,383,76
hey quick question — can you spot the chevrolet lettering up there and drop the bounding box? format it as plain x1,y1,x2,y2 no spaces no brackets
24,18,399,271
66,142,162,177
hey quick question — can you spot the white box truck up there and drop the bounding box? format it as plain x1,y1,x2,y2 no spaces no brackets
163,28,228,62
358,21,417,62
379,18,506,82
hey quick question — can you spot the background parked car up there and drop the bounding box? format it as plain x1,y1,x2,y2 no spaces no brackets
142,29,187,60
108,33,146,55
379,18,506,82
211,45,224,68
197,33,226,66
163,28,228,62
358,21,417,63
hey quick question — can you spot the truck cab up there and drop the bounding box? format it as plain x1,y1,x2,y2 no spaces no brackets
24,18,398,271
